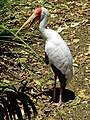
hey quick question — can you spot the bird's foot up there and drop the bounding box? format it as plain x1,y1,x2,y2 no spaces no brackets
50,101,63,107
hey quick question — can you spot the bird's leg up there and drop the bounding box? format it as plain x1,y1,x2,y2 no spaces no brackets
51,83,63,107
53,74,57,101
58,85,63,105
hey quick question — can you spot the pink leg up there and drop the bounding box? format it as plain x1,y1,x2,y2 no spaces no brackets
51,81,63,107
53,74,57,101
58,87,63,106
51,87,63,107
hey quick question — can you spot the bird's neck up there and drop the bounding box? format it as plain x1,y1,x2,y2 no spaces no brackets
39,14,48,34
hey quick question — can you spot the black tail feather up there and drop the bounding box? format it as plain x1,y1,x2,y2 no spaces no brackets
51,64,67,90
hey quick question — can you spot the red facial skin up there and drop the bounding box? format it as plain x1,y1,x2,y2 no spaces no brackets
34,8,42,17
34,8,42,21
30,8,42,26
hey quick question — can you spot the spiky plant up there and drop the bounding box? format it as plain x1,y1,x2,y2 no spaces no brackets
0,81,37,120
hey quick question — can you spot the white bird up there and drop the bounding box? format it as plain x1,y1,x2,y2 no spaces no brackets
16,7,73,107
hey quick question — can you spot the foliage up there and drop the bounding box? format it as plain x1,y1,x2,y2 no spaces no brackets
0,25,45,64
0,0,7,8
0,0,8,15
0,81,37,120
41,0,48,4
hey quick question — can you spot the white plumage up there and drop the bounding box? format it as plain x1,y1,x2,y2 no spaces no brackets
39,7,73,82
39,7,73,106
44,29,73,81
16,7,73,107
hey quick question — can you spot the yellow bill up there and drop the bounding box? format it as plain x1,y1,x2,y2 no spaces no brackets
16,13,36,34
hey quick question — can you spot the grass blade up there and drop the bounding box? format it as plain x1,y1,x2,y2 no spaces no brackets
0,25,45,64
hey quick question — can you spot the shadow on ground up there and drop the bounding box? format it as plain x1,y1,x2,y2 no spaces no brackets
45,88,75,103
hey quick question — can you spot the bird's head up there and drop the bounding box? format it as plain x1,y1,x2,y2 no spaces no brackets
16,7,49,34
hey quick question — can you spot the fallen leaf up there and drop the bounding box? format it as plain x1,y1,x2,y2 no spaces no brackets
57,23,69,33
81,19,89,25
75,2,83,6
78,89,89,99
50,14,57,18
34,79,41,85
89,80,90,85
73,63,78,67
61,3,70,10
47,117,56,120
82,101,88,104
82,3,88,10
19,58,27,63
73,39,80,43
21,108,24,116
84,46,90,55
3,79,10,83
31,89,36,94
69,97,81,107
57,26,66,33
20,50,29,55
70,22,80,27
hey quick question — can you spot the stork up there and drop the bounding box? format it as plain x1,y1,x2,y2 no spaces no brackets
16,7,73,107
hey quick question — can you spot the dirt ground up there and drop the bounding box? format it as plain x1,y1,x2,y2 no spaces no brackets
0,0,90,120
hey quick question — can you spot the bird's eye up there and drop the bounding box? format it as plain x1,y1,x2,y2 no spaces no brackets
37,12,41,16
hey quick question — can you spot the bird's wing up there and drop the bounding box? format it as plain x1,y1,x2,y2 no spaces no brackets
45,40,73,80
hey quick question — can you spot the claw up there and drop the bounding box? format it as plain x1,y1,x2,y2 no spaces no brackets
50,101,63,107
